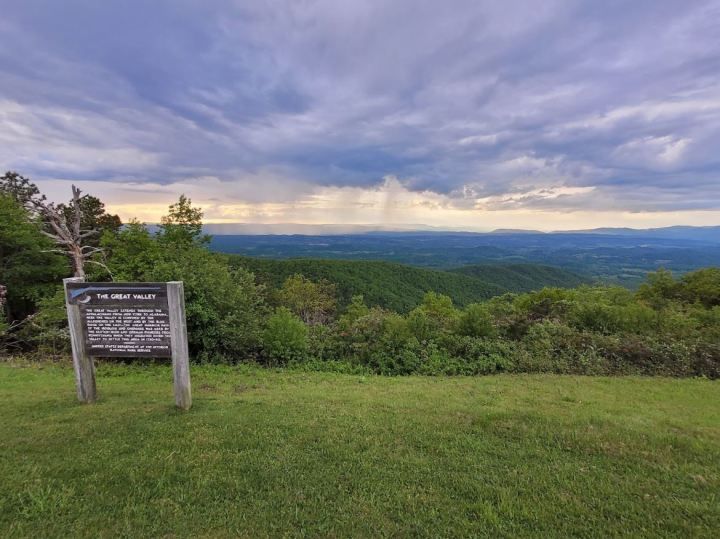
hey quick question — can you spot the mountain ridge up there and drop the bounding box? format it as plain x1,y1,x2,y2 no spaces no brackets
196,223,720,243
226,255,588,312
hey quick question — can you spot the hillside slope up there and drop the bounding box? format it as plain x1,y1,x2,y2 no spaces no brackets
227,256,586,312
450,263,588,292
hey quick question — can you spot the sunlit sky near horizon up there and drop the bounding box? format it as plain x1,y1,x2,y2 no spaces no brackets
2,1,720,230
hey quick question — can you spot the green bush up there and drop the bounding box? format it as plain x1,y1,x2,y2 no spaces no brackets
148,247,265,362
681,268,720,307
457,303,496,338
262,307,309,365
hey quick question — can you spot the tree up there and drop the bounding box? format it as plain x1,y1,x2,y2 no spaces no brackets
1,172,114,278
58,194,121,247
157,194,208,246
102,199,266,361
637,269,681,310
37,185,108,278
278,274,337,325
338,294,370,331
0,171,47,211
101,220,161,281
0,194,66,323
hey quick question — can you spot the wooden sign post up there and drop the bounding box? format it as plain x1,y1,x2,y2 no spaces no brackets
64,277,97,404
63,279,192,410
167,282,192,410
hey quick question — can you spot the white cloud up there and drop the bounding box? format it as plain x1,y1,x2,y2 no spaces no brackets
613,135,693,169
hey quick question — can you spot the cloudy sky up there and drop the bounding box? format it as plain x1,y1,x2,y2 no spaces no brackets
2,0,720,230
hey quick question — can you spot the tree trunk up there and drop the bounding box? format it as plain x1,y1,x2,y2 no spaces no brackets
71,245,86,279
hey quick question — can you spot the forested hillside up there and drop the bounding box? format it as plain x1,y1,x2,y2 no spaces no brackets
226,256,585,312
450,264,587,291
226,256,502,311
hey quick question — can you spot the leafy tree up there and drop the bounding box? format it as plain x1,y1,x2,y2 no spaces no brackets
157,194,208,246
278,274,337,325
0,171,45,209
637,269,681,310
101,197,265,361
101,220,162,280
0,195,66,323
342,306,406,367
58,194,121,247
406,308,434,342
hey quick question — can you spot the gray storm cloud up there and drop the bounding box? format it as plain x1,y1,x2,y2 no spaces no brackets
0,0,719,213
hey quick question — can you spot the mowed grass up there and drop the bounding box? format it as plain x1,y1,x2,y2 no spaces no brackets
1,362,719,538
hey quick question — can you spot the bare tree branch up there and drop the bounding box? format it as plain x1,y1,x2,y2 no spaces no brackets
31,185,93,278
85,259,114,280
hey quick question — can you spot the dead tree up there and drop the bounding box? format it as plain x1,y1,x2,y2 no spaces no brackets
29,185,110,278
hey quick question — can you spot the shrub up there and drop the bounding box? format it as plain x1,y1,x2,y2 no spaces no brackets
370,346,422,375
637,268,682,309
147,247,266,362
262,307,309,365
457,303,496,338
23,287,70,359
681,268,720,308
417,291,459,332
692,341,720,379
516,321,612,375
437,334,516,375
406,308,435,342
307,323,344,362
569,301,656,335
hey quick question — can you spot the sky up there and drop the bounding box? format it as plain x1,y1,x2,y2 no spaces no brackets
1,0,720,231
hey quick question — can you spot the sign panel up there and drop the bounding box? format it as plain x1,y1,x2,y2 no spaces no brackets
65,282,171,357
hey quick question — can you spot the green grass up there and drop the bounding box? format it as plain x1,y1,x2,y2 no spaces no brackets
1,362,719,538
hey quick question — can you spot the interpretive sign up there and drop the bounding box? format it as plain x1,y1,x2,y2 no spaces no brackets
64,279,192,409
65,282,171,357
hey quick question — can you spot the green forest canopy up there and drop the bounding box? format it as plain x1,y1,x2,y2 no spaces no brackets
226,256,587,312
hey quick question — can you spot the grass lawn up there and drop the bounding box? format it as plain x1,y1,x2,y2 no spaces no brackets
1,362,719,538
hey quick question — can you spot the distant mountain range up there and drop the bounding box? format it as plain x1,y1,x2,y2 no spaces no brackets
449,225,720,243
560,226,720,243
200,223,454,235
198,223,720,243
